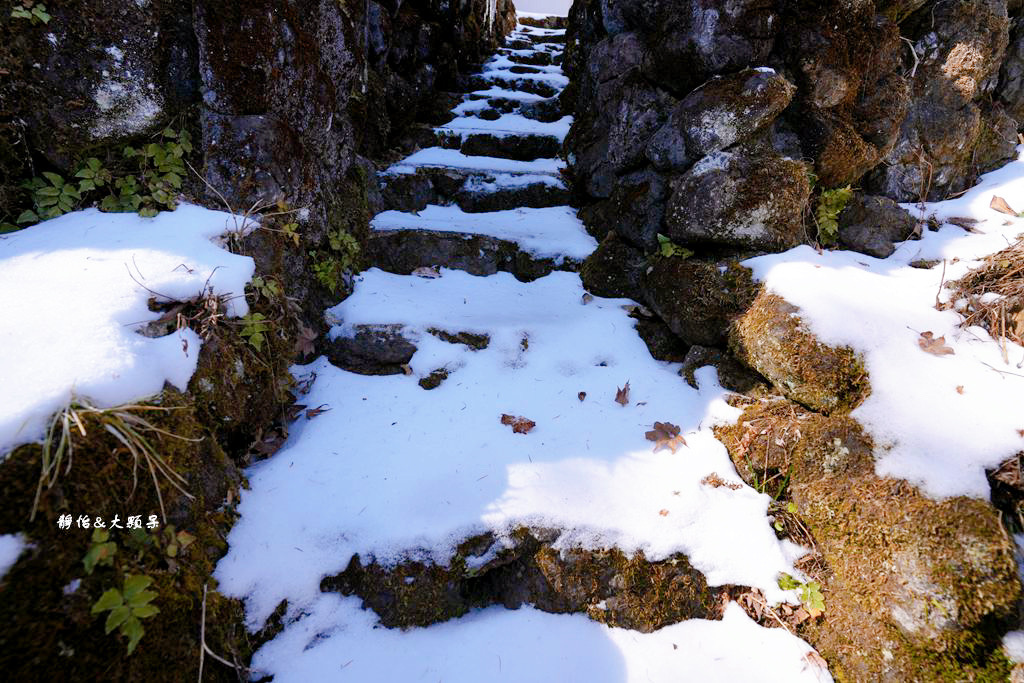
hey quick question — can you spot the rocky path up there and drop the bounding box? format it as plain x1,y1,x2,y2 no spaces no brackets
215,17,831,682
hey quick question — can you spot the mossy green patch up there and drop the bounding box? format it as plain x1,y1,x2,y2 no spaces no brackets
715,399,1021,681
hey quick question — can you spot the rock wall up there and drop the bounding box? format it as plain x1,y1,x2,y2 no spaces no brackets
566,0,1024,259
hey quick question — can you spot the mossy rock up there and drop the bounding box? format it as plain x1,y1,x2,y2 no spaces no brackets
0,390,259,680
730,290,869,415
321,529,726,633
716,400,1021,682
580,232,647,300
643,257,759,348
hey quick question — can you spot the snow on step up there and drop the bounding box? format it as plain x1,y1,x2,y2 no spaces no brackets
481,67,570,88
486,54,564,74
0,205,253,454
371,205,596,260
469,84,548,102
437,112,573,140
217,269,806,629
386,147,565,178
249,599,830,683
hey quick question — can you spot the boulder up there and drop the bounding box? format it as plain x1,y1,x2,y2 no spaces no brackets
653,68,796,163
730,291,869,414
868,0,1014,201
838,194,919,258
716,401,1021,681
580,233,647,300
643,257,758,348
663,149,811,250
577,168,667,251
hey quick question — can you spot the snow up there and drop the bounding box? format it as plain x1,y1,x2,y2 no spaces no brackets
371,205,597,260
386,147,564,177
438,112,573,141
486,54,565,74
217,268,805,629
470,84,548,102
1006,630,1024,663
0,534,26,580
481,68,570,88
745,148,1024,499
0,205,254,455
249,599,831,683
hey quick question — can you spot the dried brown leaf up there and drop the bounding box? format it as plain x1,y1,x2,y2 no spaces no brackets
578,391,586,402
501,414,536,434
645,421,687,453
306,404,331,419
412,266,441,278
990,195,1018,216
918,331,955,356
658,509,669,517
615,381,630,406
955,385,964,394
296,324,317,358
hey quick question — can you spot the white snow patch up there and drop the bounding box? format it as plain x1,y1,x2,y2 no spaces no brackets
371,205,596,260
437,113,572,141
217,269,803,628
248,598,831,683
0,205,253,454
745,147,1024,498
386,147,565,177
1005,631,1024,663
0,534,26,580
691,150,734,176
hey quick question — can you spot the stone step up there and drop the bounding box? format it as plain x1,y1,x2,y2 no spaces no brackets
377,166,569,214
499,49,553,67
364,229,580,284
464,73,560,98
435,130,563,162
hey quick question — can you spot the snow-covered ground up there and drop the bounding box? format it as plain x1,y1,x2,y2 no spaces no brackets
0,205,253,454
747,154,1024,499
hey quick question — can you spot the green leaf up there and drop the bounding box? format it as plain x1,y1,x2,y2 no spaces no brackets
777,573,800,591
16,210,39,225
161,127,178,139
79,179,95,192
42,172,64,188
92,588,124,614
131,604,160,619
11,8,32,19
75,168,94,179
123,616,145,655
105,605,132,634
122,574,152,600
127,590,158,608
33,7,51,23
138,207,158,218
36,186,61,198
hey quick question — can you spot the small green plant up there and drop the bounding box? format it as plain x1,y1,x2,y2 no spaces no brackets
122,127,192,217
239,313,271,351
778,572,825,617
280,219,300,246
75,157,112,193
310,226,361,294
19,172,81,223
815,185,853,247
248,276,282,303
83,528,118,574
656,233,694,259
11,0,50,24
91,574,160,655
161,524,196,558
101,175,144,213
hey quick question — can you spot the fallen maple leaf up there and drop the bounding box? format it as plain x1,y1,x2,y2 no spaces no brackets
658,509,669,517
296,324,317,358
956,385,964,395
645,421,687,453
990,195,1019,216
918,331,955,356
501,414,536,434
615,381,630,406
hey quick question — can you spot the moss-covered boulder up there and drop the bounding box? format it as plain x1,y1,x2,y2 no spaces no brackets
643,257,758,348
663,149,811,251
647,68,796,167
322,529,726,632
580,232,647,300
730,290,869,414
715,400,1021,682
